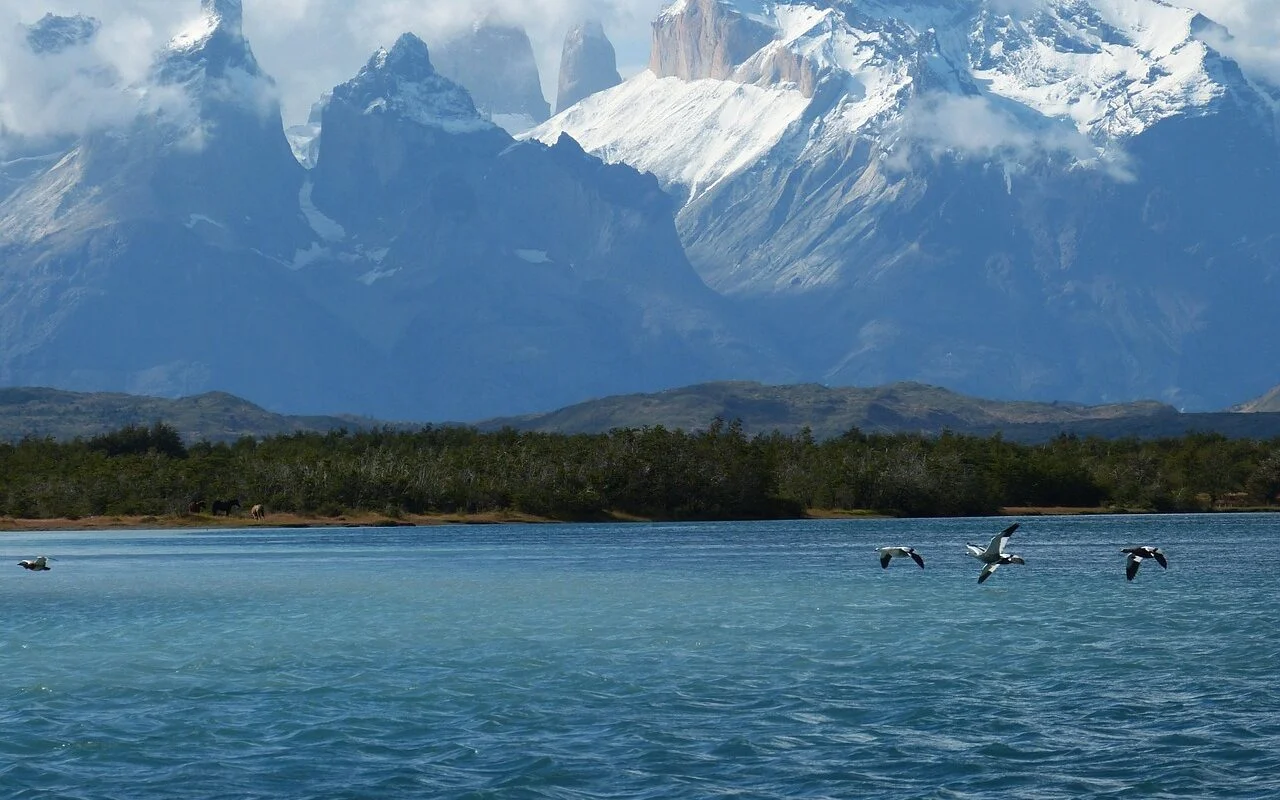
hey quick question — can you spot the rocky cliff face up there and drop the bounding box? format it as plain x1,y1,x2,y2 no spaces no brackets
555,20,623,114
431,21,550,134
649,0,775,82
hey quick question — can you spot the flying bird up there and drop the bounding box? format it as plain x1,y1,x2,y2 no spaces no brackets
966,522,1025,584
18,556,51,571
877,546,925,569
1121,546,1168,581
978,553,1026,584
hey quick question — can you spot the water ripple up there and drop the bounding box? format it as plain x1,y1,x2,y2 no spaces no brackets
3,515,1280,798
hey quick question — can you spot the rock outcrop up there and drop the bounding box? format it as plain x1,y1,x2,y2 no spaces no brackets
431,21,550,133
555,20,623,114
649,0,774,82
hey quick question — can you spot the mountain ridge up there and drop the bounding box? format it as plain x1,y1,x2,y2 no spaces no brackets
531,0,1280,412
8,381,1280,446
0,8,787,422
0,386,372,444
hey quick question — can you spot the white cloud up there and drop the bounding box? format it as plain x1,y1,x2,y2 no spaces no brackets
1185,0,1280,86
245,0,666,123
887,93,1133,181
1,0,665,137
0,7,185,143
3,0,1274,147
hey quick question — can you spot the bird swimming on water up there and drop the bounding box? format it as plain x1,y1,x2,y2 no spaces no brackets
966,522,1025,584
877,546,925,569
18,556,51,571
1121,546,1167,581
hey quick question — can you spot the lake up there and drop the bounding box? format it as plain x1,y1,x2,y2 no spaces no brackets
4,514,1279,798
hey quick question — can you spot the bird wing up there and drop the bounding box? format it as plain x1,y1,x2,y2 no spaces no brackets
1126,554,1143,581
910,550,925,569
984,523,1019,558
978,562,999,583
879,550,892,569
1152,550,1168,569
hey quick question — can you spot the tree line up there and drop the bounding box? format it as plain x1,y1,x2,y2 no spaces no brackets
2,420,1279,521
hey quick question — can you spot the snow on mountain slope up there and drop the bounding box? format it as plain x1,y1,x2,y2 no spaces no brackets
532,71,808,200
532,0,1253,198
969,0,1230,139
531,0,1280,411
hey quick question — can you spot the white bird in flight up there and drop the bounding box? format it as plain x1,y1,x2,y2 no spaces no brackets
966,523,1025,584
877,546,925,569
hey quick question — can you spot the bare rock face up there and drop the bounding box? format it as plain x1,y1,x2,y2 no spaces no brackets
555,20,623,114
432,21,550,132
733,42,820,97
649,0,774,81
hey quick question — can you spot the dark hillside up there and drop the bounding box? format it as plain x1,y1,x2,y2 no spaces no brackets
0,388,368,443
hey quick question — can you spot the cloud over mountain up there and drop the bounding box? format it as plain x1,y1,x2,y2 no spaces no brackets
2,0,666,130
4,0,1274,139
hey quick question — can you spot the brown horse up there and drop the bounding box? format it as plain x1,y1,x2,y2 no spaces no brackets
188,499,206,514
250,503,265,520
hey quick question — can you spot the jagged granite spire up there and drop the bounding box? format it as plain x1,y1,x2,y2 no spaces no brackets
555,20,623,114
161,0,258,81
649,0,774,81
432,21,550,133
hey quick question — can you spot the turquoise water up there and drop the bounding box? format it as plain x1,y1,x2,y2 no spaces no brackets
4,515,1279,798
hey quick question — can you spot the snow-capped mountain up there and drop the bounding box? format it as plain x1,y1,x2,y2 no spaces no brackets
531,0,1280,409
0,7,787,421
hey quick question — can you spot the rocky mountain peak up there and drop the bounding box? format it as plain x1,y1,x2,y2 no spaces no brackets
160,0,261,85
328,33,492,134
24,13,100,54
431,20,550,133
555,20,623,114
381,32,436,79
201,0,243,36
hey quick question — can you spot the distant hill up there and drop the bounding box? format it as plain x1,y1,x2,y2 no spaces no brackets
479,381,1280,443
1233,385,1280,413
479,381,1170,440
8,382,1280,446
0,388,372,444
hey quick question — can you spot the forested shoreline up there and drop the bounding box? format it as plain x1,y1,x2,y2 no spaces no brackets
2,420,1280,522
